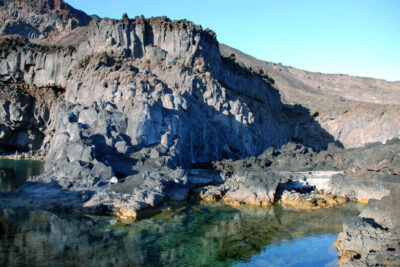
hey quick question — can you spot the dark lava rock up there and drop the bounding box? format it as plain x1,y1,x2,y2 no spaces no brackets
335,185,400,266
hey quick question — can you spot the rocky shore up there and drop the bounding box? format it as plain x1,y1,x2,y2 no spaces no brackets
334,186,400,266
0,0,399,265
1,140,398,218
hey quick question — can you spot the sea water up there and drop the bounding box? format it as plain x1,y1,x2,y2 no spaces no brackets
0,159,44,192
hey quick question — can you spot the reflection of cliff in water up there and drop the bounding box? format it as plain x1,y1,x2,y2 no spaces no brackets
0,202,360,266
0,160,44,192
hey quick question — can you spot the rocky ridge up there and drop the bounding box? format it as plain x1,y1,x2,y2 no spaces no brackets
0,1,399,265
0,0,91,44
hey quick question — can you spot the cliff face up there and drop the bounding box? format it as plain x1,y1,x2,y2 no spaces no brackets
0,36,67,154
0,4,339,168
41,15,335,178
1,0,398,162
1,3,399,264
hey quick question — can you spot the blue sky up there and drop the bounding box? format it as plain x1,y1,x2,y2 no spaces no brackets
66,0,400,81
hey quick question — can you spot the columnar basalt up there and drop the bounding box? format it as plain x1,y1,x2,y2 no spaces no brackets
0,1,399,264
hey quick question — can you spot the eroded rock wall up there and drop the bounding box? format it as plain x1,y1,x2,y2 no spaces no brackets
0,2,398,235
0,81,63,155
0,15,337,167
0,36,68,155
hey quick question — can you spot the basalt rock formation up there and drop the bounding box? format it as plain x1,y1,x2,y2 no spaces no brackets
0,2,344,168
0,1,399,265
335,185,400,266
0,35,69,155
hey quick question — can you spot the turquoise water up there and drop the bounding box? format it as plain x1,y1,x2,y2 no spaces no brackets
0,203,360,267
0,159,44,192
0,160,361,266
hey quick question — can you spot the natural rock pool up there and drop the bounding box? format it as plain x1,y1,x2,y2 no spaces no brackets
0,159,44,192
0,160,361,266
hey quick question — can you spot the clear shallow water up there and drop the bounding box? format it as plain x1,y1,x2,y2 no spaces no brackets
0,159,44,192
0,203,361,267
235,234,340,267
0,160,361,266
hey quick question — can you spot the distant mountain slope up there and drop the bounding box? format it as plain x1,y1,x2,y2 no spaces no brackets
220,44,400,148
286,67,400,105
0,0,91,44
220,44,400,106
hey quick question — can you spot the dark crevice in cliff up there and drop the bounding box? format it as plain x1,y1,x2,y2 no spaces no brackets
0,80,65,156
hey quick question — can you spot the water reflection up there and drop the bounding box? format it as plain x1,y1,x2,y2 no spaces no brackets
0,160,44,192
0,202,360,266
236,234,340,267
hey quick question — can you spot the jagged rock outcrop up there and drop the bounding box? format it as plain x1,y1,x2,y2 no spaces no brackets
0,36,68,155
0,11,338,165
1,0,397,161
197,139,400,209
335,185,400,266
0,81,62,155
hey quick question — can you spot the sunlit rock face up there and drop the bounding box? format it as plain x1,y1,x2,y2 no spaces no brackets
335,185,400,266
0,3,338,171
2,0,398,169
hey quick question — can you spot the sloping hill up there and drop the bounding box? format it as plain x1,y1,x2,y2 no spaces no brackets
220,44,400,148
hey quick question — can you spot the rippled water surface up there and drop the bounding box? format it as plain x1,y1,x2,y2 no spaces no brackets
0,159,44,192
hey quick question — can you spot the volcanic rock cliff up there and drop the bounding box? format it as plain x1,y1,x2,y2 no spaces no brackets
1,0,398,161
0,1,399,265
0,1,341,165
